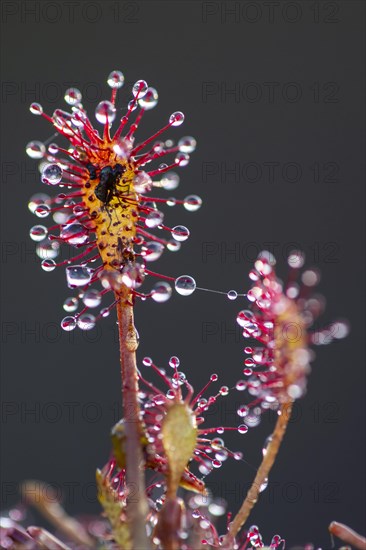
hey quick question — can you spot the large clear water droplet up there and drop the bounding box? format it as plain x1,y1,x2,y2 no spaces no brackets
237,405,249,418
208,499,226,517
95,100,116,124
183,195,202,212
29,225,48,242
121,263,145,289
61,316,76,331
35,204,51,218
145,210,164,228
36,239,60,260
227,290,238,300
175,152,190,166
151,281,172,303
41,259,56,272
143,241,164,262
175,275,196,296
133,171,152,193
42,163,63,185
107,70,125,89
138,87,158,109
29,102,43,115
28,193,50,213
64,88,82,105
82,289,102,308
60,223,89,245
63,297,79,312
167,240,181,252
171,225,190,242
132,80,148,97
66,266,92,288
178,136,196,153
169,111,185,126
77,313,96,330
26,141,45,159
160,172,180,190
287,249,305,269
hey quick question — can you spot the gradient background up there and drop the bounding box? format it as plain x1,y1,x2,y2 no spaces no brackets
1,1,365,548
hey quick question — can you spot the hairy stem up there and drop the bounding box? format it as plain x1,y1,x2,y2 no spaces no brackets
224,401,293,545
116,290,150,550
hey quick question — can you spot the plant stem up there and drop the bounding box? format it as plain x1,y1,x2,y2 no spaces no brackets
116,289,150,550
223,401,293,545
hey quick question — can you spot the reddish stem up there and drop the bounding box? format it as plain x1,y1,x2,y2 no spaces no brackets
223,401,293,546
115,288,150,549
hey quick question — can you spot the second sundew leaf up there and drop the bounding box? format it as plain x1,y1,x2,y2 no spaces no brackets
162,402,198,498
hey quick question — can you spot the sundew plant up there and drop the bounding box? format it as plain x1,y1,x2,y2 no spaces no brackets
2,70,365,550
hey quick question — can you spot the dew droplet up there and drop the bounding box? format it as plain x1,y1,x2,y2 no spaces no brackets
175,275,196,296
29,225,48,242
301,269,320,287
145,210,164,228
237,405,249,418
169,111,185,126
66,266,92,288
151,281,172,303
287,250,305,269
61,316,76,331
166,197,176,207
48,143,59,155
60,223,89,245
171,225,190,242
160,172,180,190
41,259,56,272
227,290,238,300
77,313,96,330
210,373,218,382
41,163,63,185
219,386,229,396
212,459,222,469
121,263,145,289
169,356,180,369
30,102,43,115
143,241,164,262
208,498,226,517
183,195,202,212
95,100,116,124
167,240,181,252
132,80,148,97
107,70,125,89
178,136,196,153
28,193,50,214
26,140,45,159
133,171,152,193
142,357,153,367
83,289,102,308
35,204,51,218
175,152,190,166
63,297,79,312
238,424,248,434
236,380,247,391
138,87,158,109
259,478,268,492
64,88,82,105
36,239,60,260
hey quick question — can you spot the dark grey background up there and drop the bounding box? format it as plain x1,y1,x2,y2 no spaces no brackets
1,1,365,547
